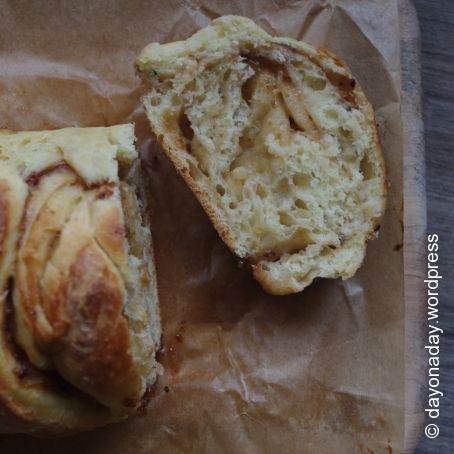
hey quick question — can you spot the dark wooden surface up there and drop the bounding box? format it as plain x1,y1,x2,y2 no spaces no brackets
413,0,454,452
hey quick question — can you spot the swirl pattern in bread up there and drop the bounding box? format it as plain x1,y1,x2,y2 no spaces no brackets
0,124,160,434
136,15,387,295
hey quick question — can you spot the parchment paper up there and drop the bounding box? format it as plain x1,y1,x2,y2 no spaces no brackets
0,0,414,452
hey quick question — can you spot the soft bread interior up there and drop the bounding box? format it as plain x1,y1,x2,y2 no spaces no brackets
121,162,161,376
137,15,386,295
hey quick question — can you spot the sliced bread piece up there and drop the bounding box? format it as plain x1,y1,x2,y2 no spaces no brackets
0,124,161,434
136,15,387,295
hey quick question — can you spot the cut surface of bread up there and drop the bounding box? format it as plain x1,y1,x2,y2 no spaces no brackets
0,124,160,434
137,15,387,295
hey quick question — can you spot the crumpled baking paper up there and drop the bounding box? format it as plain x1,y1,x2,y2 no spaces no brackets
0,0,414,452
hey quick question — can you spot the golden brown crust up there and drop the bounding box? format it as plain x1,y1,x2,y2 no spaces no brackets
0,125,159,434
57,244,138,405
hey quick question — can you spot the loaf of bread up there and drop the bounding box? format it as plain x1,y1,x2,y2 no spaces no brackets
136,15,387,295
0,124,161,434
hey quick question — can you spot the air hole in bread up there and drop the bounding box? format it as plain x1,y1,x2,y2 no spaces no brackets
178,111,194,141
360,155,376,180
325,108,339,120
188,162,202,180
149,96,161,107
339,127,352,138
241,77,255,104
286,228,314,252
256,184,267,198
289,117,300,131
171,94,183,106
222,69,231,83
320,246,332,256
305,75,327,91
279,212,294,227
276,178,290,194
216,184,226,196
294,198,308,210
292,173,311,187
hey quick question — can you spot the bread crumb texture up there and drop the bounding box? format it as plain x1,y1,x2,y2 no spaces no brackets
137,15,387,295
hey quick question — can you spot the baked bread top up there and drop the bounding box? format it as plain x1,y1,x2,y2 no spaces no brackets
0,125,160,434
137,15,387,295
